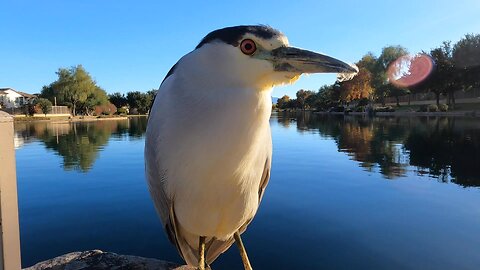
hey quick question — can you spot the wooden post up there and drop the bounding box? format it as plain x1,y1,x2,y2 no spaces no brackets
0,111,21,270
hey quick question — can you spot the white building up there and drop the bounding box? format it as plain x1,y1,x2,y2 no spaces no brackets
0,88,36,109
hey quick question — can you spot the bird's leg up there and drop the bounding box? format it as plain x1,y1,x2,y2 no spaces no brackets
234,231,253,270
198,236,206,270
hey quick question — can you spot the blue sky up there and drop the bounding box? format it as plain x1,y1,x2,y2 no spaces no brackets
1,0,479,97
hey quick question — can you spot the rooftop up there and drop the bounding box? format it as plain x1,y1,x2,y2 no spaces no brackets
0,87,36,98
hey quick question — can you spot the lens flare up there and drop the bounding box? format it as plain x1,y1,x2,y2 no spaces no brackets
388,54,434,87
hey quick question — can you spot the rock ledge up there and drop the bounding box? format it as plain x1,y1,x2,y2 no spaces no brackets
23,250,195,270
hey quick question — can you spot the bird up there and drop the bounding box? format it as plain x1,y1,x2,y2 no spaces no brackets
145,25,357,270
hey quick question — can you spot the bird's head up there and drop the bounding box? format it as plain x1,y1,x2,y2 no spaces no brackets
190,25,358,90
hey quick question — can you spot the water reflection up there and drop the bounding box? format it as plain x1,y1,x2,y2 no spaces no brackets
14,117,147,172
14,114,480,186
15,114,480,269
276,112,480,187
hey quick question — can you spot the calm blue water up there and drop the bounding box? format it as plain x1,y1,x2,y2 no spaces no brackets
15,114,480,269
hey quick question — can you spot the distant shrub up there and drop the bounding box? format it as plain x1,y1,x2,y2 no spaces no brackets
35,98,53,116
438,104,448,112
418,105,428,112
94,102,117,116
328,106,345,112
428,104,439,112
21,104,36,116
357,98,369,107
355,106,365,112
117,107,128,115
375,106,395,113
129,108,139,115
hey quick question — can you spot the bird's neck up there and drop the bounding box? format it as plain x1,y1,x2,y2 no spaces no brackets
180,44,274,91
174,78,272,127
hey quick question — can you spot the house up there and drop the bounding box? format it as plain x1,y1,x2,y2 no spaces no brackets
0,88,36,109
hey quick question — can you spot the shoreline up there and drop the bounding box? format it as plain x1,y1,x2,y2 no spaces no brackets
313,111,479,117
10,110,480,124
276,109,479,117
313,111,480,117
13,115,148,123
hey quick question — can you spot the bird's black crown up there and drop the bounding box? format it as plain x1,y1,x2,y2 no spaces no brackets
196,25,281,49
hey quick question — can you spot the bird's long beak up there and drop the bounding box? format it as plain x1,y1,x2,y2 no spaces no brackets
265,46,358,74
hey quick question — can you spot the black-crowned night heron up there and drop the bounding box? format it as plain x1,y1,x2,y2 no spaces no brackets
145,25,357,270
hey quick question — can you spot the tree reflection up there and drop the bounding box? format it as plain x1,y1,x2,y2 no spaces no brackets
40,124,110,172
280,112,480,187
14,117,147,172
404,117,480,187
14,114,480,186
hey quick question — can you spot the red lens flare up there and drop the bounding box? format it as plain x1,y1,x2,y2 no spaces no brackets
388,54,434,88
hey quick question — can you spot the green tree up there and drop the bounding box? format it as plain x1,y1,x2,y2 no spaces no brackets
80,86,109,115
146,89,157,112
358,52,378,73
389,87,410,106
453,34,480,101
375,46,409,105
108,92,128,108
147,89,157,102
417,43,456,106
305,94,318,109
36,98,53,116
40,65,104,116
126,91,153,114
276,95,290,109
296,89,315,110
314,84,341,111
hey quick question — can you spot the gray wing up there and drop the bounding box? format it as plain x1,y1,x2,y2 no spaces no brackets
146,68,196,262
144,144,179,249
146,141,201,265
257,156,272,204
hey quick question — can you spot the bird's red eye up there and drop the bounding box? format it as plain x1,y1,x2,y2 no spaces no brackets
240,39,256,55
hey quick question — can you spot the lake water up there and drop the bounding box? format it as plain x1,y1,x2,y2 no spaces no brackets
14,113,480,269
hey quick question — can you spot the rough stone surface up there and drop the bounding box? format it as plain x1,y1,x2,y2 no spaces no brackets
23,250,196,270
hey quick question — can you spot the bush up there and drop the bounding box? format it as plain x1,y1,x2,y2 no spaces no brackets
35,98,53,116
355,106,365,112
117,107,128,115
94,102,117,116
328,106,345,112
22,104,36,116
438,104,448,112
357,98,369,107
375,106,395,113
428,104,439,112
418,105,428,112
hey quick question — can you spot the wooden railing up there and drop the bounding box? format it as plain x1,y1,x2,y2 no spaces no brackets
0,111,21,270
